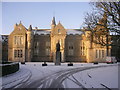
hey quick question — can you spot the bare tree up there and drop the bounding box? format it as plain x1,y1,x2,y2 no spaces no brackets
83,11,109,44
82,1,120,56
92,2,120,34
83,1,120,35
93,2,120,57
83,12,100,30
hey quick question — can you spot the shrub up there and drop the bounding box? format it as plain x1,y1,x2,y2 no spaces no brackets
0,62,19,76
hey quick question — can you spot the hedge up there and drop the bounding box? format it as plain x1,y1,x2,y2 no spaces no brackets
0,62,19,76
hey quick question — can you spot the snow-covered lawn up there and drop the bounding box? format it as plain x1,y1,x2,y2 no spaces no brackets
63,65,118,88
0,62,119,89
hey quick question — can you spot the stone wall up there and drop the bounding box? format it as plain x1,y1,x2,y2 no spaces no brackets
65,35,85,62
32,34,52,62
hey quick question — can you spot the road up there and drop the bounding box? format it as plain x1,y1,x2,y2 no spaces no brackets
8,64,115,90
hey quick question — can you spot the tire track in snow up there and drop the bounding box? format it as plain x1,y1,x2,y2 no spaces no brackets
6,64,116,89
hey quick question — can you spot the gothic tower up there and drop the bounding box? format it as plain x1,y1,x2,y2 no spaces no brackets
50,17,66,62
51,16,56,29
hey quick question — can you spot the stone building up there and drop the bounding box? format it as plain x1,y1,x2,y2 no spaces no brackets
8,17,110,63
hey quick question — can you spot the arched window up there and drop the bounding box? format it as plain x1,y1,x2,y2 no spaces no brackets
68,42,74,56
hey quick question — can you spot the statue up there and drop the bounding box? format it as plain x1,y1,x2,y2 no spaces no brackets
55,41,61,65
56,42,60,52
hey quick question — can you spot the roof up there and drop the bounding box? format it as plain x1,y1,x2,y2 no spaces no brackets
66,29,83,35
33,29,83,35
33,29,51,35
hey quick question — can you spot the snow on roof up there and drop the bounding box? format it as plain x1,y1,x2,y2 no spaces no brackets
67,29,83,35
33,29,50,35
33,29,83,35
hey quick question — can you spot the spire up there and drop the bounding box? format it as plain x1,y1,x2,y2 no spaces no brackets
51,16,56,26
58,20,61,25
58,20,63,26
19,21,23,26
51,16,56,29
28,25,32,31
20,21,22,24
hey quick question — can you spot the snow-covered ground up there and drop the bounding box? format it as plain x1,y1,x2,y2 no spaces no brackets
0,62,119,89
63,65,118,89
1,66,31,89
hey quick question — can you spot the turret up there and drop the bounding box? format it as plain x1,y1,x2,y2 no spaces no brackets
28,25,32,31
19,21,22,24
27,25,32,48
27,25,33,62
51,16,56,29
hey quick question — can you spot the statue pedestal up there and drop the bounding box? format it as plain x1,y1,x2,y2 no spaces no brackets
42,62,47,66
55,51,61,65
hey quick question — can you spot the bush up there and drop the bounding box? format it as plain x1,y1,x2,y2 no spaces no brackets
0,61,12,64
0,62,19,76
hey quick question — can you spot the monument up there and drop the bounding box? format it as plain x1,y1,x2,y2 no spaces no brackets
55,42,61,65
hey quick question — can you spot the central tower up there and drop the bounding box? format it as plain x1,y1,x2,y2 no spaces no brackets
50,17,66,62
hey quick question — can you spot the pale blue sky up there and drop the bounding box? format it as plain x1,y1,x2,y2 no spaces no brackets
2,2,92,35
